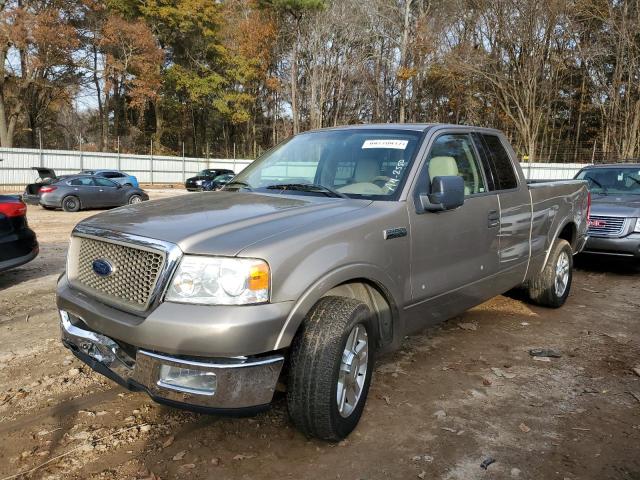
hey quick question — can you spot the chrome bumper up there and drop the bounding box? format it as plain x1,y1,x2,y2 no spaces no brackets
60,310,284,411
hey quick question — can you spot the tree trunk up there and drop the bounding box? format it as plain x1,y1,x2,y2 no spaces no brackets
291,29,300,134
398,0,413,123
92,45,104,151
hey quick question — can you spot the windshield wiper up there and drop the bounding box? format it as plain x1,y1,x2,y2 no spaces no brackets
585,176,607,195
265,183,349,199
224,180,253,191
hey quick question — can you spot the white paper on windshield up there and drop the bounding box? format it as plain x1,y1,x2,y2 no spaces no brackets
362,139,408,150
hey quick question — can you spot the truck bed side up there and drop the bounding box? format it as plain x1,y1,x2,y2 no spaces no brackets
526,180,589,278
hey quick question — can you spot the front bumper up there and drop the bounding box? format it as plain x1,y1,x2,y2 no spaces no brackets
60,310,284,411
56,275,293,357
582,233,640,258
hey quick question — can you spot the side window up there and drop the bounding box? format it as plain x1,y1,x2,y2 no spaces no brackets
68,178,94,186
481,134,518,190
426,134,486,196
103,172,123,178
95,177,117,187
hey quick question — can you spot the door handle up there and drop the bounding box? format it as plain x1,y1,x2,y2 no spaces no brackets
488,210,500,228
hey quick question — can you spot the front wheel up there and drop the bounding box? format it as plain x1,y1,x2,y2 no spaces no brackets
128,194,143,205
287,296,375,441
525,238,573,308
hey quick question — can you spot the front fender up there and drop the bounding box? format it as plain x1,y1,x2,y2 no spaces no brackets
273,263,403,350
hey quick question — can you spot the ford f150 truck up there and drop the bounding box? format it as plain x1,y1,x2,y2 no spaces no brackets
57,124,589,440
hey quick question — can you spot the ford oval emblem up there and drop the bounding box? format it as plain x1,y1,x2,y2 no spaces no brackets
92,259,114,277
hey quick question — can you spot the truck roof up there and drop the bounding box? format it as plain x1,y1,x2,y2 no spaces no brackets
580,162,640,169
307,123,504,134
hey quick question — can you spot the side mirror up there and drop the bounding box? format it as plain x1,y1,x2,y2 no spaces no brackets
116,183,123,189
419,176,465,212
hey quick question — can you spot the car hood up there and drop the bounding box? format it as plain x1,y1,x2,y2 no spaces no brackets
590,194,640,217
77,192,372,256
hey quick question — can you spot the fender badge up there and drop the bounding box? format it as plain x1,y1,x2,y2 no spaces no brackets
383,227,407,240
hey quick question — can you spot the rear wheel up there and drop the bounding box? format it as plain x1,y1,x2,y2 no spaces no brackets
525,238,573,308
62,196,80,212
287,296,375,441
128,194,142,205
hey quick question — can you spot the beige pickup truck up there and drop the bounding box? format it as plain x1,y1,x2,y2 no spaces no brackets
58,124,589,440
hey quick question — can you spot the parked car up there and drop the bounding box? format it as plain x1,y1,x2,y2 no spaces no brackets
185,169,235,191
574,163,640,259
0,195,38,272
23,167,61,205
201,173,235,191
57,124,588,441
39,175,148,212
81,169,139,188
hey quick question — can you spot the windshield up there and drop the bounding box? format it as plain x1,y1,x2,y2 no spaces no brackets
213,174,234,182
199,169,217,176
226,129,423,199
576,167,640,195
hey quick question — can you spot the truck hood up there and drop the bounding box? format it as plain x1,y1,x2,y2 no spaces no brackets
590,194,640,217
78,191,372,256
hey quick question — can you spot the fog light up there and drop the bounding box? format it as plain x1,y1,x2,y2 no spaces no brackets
157,365,217,396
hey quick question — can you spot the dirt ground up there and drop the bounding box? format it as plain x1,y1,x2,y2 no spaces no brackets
1,190,639,480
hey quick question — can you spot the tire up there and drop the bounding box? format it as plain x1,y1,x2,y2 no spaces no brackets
62,196,81,212
128,194,143,205
287,296,376,441
525,238,573,308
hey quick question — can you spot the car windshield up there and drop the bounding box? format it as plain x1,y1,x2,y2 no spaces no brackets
213,174,233,182
576,167,640,195
199,170,217,176
226,129,423,199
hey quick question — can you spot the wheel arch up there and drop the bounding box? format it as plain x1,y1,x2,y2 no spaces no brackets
273,265,401,351
539,220,577,273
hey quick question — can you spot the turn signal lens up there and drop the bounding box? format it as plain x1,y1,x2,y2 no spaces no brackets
249,263,270,291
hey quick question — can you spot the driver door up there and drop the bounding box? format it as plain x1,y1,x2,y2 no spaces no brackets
406,132,500,331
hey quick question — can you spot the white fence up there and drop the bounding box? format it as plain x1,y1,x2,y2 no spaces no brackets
0,147,252,186
521,162,588,180
0,146,590,187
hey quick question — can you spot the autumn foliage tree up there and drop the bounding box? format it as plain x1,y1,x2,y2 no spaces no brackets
0,0,80,147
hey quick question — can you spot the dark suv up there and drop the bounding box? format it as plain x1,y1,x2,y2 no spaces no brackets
575,163,640,259
185,169,234,191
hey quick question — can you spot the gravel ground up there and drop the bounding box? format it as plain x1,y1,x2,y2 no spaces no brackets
0,190,639,480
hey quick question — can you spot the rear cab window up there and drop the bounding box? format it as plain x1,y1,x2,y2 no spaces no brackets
474,133,519,191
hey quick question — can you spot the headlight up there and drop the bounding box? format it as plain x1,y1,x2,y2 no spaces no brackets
195,180,203,185
635,218,640,233
166,256,269,305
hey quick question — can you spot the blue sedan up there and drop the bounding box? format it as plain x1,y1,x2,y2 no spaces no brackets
81,169,139,188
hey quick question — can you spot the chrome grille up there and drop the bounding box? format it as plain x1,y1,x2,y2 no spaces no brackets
70,237,166,311
587,215,626,237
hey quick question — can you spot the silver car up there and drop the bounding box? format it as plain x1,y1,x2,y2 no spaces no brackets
39,175,148,212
